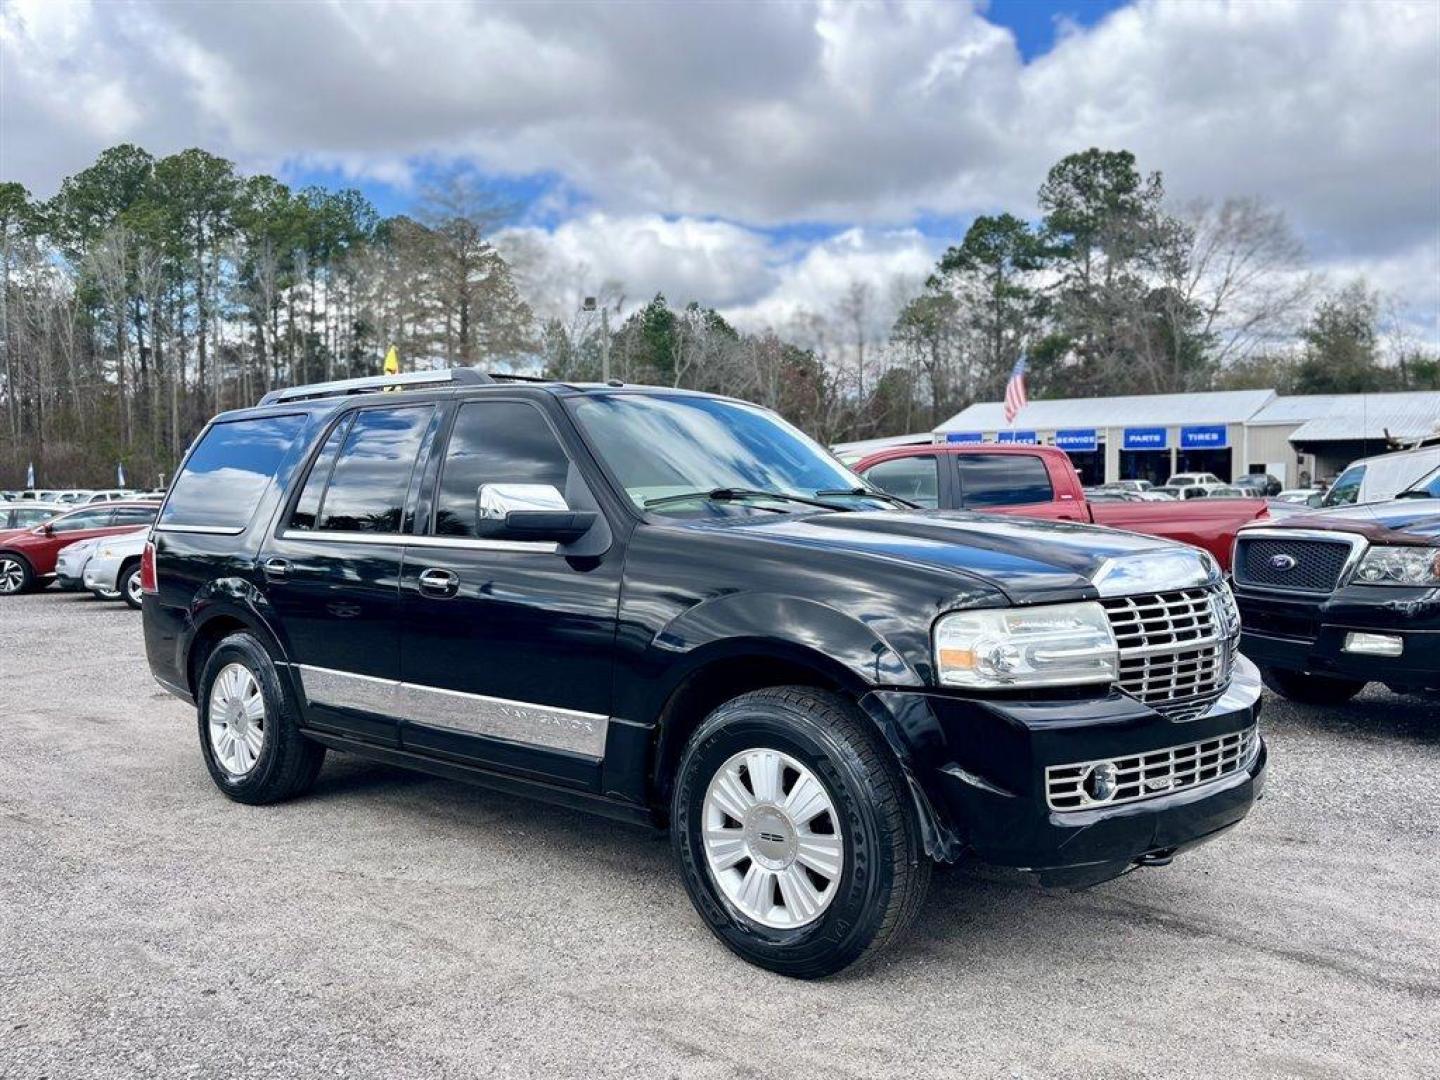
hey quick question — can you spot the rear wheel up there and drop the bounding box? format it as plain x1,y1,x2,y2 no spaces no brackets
1260,665,1365,705
0,554,34,595
671,686,930,978
197,632,325,804
119,561,143,609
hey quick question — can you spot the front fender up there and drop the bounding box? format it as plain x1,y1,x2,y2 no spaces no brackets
651,591,920,691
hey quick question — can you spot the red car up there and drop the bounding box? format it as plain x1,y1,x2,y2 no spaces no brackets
853,443,1267,571
0,500,159,595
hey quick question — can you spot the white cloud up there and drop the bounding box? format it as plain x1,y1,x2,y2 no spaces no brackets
1,0,1436,339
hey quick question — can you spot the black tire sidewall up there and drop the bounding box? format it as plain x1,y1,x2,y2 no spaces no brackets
196,633,300,802
672,696,900,977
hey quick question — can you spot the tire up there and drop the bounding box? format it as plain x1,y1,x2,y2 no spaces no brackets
119,561,143,609
671,686,930,978
196,632,326,805
0,553,35,596
1260,665,1365,705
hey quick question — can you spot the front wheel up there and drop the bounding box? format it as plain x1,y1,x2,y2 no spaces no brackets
1260,665,1365,705
671,686,930,978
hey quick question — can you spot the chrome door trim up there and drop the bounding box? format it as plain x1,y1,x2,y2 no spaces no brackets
290,663,607,758
276,529,556,554
156,524,246,535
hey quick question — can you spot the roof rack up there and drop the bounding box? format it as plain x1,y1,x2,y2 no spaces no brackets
257,368,494,406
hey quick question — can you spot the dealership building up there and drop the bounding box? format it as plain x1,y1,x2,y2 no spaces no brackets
933,389,1440,488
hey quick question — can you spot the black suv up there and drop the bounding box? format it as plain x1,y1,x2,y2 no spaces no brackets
1232,463,1440,704
143,369,1265,976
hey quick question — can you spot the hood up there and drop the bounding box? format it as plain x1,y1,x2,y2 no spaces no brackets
1267,498,1440,544
684,509,1203,602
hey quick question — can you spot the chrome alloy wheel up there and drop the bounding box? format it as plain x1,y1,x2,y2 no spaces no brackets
208,662,266,777
0,557,25,594
701,749,844,929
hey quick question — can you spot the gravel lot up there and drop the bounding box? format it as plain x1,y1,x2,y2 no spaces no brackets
2,589,1437,1080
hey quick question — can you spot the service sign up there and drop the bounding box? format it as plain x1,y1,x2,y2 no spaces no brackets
997,430,1038,444
1054,429,1098,452
1123,427,1169,451
945,432,984,444
1180,424,1228,449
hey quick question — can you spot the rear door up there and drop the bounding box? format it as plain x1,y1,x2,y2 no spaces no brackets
396,397,622,787
263,403,439,746
952,452,1081,521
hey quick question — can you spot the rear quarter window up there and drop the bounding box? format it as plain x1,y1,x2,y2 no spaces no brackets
161,414,306,530
955,453,1054,508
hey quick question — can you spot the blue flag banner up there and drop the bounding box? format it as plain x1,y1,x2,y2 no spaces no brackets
117,463,127,487
945,432,984,444
1123,427,1169,451
1180,425,1228,450
1054,429,1098,452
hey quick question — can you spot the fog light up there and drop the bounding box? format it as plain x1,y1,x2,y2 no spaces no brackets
1083,762,1118,804
1344,632,1403,657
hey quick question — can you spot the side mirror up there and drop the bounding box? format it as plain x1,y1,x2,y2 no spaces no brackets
476,483,596,544
41,523,54,536
1306,492,1324,508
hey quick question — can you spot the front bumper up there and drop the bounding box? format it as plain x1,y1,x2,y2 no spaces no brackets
83,554,123,595
1235,583,1440,689
866,655,1265,886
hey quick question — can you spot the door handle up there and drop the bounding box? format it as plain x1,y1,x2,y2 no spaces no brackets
418,567,459,597
263,558,290,579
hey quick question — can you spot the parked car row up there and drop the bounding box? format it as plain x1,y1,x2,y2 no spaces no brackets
1,487,165,504
0,499,159,602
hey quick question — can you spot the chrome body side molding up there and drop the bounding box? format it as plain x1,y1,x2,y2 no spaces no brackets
291,663,608,758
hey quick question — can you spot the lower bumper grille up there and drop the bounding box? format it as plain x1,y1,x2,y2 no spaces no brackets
1046,726,1259,812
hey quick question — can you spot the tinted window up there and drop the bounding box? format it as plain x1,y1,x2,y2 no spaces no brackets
955,454,1053,508
162,415,305,529
861,456,939,509
110,506,158,527
317,406,431,534
434,401,576,537
51,507,114,533
288,417,351,531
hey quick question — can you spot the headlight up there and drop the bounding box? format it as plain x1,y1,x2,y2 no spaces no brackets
934,602,1118,689
1352,546,1440,586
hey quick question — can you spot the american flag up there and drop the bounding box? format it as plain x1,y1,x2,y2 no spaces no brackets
1003,355,1028,424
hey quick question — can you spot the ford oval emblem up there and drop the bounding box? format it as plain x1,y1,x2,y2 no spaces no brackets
1270,553,1298,571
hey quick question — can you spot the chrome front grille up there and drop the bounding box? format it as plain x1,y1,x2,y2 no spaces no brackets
1046,726,1259,812
1100,586,1237,720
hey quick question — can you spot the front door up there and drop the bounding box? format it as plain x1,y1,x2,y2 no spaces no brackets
397,398,622,788
262,403,438,746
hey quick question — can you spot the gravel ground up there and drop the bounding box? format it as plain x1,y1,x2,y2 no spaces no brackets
1,589,1437,1080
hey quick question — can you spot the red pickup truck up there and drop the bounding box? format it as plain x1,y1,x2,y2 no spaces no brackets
853,443,1267,571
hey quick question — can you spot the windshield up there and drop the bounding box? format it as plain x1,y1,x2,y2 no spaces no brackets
569,393,883,516
1400,466,1440,499
1322,464,1365,507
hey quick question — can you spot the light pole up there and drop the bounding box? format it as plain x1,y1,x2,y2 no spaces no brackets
582,296,611,383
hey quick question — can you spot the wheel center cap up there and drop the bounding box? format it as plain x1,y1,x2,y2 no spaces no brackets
744,805,796,870
228,703,247,735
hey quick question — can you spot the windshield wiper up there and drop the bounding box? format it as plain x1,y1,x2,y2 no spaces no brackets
643,487,853,512
815,486,919,510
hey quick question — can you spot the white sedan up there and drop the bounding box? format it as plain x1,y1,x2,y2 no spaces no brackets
83,529,149,609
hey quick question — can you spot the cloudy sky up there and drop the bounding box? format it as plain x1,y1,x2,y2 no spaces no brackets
2,0,1437,341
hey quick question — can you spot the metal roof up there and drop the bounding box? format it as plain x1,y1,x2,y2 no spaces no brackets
934,389,1276,433
830,432,933,457
1250,392,1440,442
